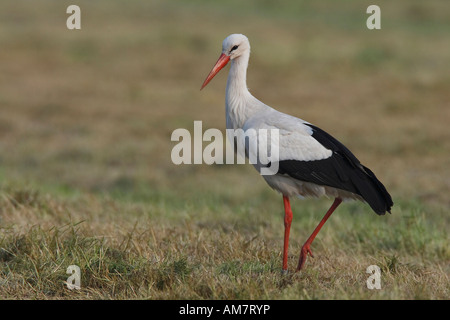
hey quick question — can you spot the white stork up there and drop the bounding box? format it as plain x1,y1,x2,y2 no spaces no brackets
201,34,393,272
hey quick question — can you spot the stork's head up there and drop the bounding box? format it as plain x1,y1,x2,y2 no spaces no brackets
201,34,250,89
221,34,250,60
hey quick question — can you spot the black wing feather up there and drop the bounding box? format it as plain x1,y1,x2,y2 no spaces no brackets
277,124,393,215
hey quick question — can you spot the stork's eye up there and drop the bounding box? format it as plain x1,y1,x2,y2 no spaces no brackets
230,45,239,52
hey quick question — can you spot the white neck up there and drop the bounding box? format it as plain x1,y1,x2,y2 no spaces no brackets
226,52,249,96
225,52,263,130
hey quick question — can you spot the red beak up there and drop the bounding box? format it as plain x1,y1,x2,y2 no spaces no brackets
201,53,230,90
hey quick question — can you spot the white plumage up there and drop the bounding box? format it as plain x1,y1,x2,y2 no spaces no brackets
221,34,347,200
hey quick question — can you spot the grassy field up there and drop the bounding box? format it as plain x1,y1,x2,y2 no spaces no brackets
0,0,449,299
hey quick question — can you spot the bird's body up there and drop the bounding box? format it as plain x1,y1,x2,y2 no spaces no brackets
202,34,393,272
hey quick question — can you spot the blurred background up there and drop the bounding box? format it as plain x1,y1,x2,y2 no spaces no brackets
0,0,448,206
0,0,448,299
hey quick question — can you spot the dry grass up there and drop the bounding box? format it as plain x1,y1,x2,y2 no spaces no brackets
0,0,449,299
0,190,447,299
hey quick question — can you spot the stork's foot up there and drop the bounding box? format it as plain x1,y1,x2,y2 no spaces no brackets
296,243,314,271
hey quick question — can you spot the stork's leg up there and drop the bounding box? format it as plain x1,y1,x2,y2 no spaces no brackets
296,197,342,271
282,195,293,273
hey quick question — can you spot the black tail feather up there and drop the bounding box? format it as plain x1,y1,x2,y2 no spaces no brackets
350,164,393,215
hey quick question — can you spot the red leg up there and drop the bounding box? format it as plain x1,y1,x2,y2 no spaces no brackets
296,197,342,271
282,195,293,273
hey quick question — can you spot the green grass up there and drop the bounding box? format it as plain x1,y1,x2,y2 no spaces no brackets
0,0,449,299
0,187,447,299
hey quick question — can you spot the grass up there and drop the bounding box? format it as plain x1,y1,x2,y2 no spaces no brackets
0,0,449,299
0,189,447,299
